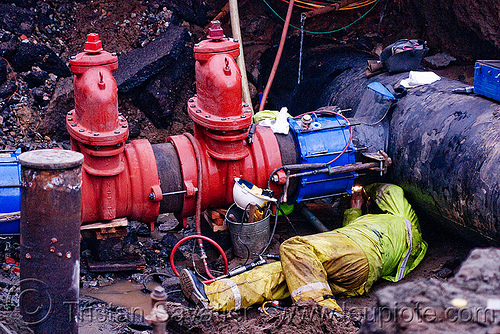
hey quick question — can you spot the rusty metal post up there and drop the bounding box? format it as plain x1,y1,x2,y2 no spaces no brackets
19,149,84,334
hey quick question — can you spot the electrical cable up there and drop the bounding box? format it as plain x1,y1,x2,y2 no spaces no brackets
238,202,259,266
259,202,279,256
276,202,299,235
262,0,380,34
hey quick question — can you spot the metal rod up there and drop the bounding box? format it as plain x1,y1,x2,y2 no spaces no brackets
305,149,354,158
303,174,355,185
328,161,380,174
298,121,360,134
0,185,21,188
161,188,198,196
299,205,329,233
300,192,349,202
0,211,20,222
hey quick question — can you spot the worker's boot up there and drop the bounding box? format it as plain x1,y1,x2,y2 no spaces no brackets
180,269,209,309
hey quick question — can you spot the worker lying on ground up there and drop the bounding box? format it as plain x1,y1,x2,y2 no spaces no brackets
180,183,427,312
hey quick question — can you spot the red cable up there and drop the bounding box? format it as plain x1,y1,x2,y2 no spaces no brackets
169,234,229,284
259,0,295,112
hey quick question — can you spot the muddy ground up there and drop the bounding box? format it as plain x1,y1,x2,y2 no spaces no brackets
1,0,500,333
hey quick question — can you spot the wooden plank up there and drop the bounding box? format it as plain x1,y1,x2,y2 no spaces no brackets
80,217,128,231
203,212,228,232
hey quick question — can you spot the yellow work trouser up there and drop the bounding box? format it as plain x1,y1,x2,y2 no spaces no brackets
205,231,369,312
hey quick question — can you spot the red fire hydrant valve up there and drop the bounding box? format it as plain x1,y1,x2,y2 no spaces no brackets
84,33,103,53
68,34,161,223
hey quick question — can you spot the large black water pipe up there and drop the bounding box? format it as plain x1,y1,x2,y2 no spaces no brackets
319,66,500,244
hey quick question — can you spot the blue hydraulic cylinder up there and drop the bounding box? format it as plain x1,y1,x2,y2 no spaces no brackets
288,113,356,202
0,148,21,234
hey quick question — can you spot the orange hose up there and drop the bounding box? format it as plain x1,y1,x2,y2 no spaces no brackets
259,0,295,112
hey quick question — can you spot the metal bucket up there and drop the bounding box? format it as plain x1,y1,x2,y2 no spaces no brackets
225,203,271,258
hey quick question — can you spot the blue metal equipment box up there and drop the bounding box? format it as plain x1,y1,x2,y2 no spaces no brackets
0,149,21,234
474,60,500,102
288,113,356,202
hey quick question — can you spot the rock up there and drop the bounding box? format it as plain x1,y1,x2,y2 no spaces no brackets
360,248,500,333
0,80,16,99
15,104,34,131
0,57,7,85
25,69,48,87
5,0,38,9
37,76,73,140
424,52,457,69
8,42,71,77
161,0,208,26
437,267,453,279
0,38,17,59
161,233,178,251
114,25,191,93
32,87,49,106
136,224,151,237
0,4,35,36
135,45,194,127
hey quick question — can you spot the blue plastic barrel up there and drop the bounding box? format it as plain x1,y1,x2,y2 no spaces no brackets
288,113,356,202
0,148,21,234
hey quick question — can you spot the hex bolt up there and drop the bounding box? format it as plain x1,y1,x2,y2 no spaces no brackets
67,111,73,115
94,133,99,136
79,129,85,132
122,124,128,128
71,123,77,127
241,115,246,118
221,117,227,121
149,193,155,200
57,252,62,257
189,98,194,102
114,130,120,134
196,109,201,113
68,118,73,121
272,175,279,183
51,237,58,244
118,113,122,116
25,253,31,259
66,252,71,259
50,246,55,253
190,104,196,108
205,114,211,118
243,104,249,107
